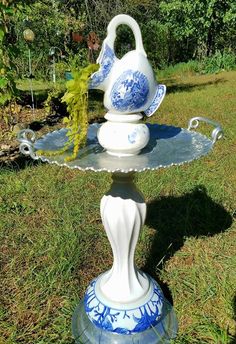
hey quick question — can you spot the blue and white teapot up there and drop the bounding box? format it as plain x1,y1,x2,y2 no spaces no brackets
90,14,166,117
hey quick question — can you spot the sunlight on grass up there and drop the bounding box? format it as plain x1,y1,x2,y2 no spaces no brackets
1,71,236,343
16,79,66,92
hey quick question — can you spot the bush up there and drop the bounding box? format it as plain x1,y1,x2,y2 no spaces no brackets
141,20,169,69
156,60,200,79
155,50,236,79
201,50,236,74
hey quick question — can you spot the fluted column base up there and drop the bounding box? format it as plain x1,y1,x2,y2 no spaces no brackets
72,172,178,341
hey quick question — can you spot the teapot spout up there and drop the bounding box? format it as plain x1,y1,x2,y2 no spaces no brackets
89,44,116,91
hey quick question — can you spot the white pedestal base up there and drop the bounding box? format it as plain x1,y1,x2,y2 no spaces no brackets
72,172,178,341
99,173,149,305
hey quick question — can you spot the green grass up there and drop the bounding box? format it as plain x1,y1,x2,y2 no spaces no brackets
16,79,66,92
1,71,236,343
157,60,200,79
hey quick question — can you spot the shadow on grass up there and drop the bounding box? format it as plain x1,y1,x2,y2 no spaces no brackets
18,89,49,108
28,90,105,132
0,155,40,172
166,78,225,94
142,185,233,303
29,112,67,131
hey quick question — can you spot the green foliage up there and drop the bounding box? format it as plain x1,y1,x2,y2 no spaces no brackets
0,102,22,141
113,24,135,59
2,0,236,85
0,2,18,106
156,52,236,79
38,64,99,160
61,63,99,161
46,48,89,83
1,0,236,102
141,20,169,68
85,0,158,41
159,0,236,60
44,84,66,115
201,50,236,74
66,48,89,73
157,60,200,79
12,0,87,79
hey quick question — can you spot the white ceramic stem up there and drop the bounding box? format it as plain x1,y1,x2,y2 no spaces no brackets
98,173,150,305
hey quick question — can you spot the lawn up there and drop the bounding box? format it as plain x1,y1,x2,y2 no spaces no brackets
0,70,236,343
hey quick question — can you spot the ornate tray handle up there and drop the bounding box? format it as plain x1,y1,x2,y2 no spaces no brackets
17,129,38,159
188,116,223,144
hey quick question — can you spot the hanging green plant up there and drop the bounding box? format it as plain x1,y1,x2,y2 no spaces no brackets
38,63,99,161
62,63,99,161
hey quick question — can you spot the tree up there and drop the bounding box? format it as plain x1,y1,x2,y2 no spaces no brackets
83,0,157,38
11,0,87,80
159,0,236,59
0,1,18,105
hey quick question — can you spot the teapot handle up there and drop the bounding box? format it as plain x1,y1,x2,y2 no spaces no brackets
104,14,147,57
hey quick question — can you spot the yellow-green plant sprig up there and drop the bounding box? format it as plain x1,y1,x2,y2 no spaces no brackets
62,64,99,161
37,63,99,161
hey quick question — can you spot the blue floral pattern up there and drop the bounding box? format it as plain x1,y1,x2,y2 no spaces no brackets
89,44,115,89
128,128,138,144
110,70,149,112
144,84,166,117
84,277,164,334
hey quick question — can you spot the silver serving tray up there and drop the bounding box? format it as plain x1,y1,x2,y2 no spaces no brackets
18,117,223,173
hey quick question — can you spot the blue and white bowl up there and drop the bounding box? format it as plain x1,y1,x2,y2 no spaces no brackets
84,276,164,335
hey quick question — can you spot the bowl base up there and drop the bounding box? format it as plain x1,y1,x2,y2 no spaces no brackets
97,113,150,157
72,297,178,344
